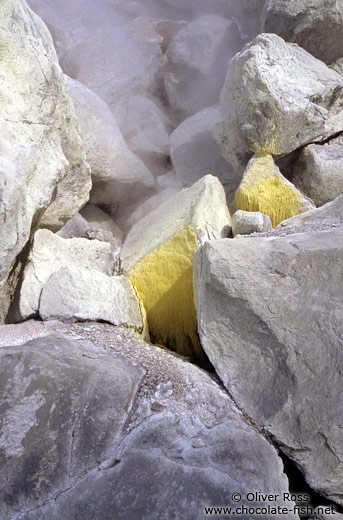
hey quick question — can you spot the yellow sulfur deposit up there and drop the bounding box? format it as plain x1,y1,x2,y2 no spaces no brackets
235,154,312,227
127,226,203,360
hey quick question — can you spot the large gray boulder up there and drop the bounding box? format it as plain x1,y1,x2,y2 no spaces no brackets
164,14,242,120
0,0,90,322
214,33,343,174
259,0,343,65
292,134,343,207
194,228,343,504
0,324,297,519
66,77,155,213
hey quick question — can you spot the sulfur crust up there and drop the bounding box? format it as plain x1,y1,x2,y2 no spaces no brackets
127,226,203,360
235,154,307,227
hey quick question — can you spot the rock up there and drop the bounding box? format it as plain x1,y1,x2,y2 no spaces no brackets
28,0,164,120
57,213,91,239
278,195,343,228
0,0,90,322
259,0,343,65
194,227,343,504
292,135,343,207
17,229,119,321
66,77,155,212
121,94,173,177
330,58,343,76
214,33,343,174
79,204,123,243
121,188,178,232
164,15,242,119
235,154,314,227
39,266,145,332
0,325,297,520
170,105,239,201
232,210,272,236
121,175,231,360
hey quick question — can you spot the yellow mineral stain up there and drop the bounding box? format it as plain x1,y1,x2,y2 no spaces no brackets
127,226,203,361
235,154,307,227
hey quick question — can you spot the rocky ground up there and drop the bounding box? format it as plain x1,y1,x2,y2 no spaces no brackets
1,0,343,518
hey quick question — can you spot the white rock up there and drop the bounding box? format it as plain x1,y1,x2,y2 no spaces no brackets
292,134,343,207
17,230,119,320
232,210,272,236
164,15,242,119
67,77,155,211
0,0,90,321
121,95,173,177
214,33,343,174
170,105,239,198
79,204,123,242
123,188,178,231
57,214,91,239
39,266,145,332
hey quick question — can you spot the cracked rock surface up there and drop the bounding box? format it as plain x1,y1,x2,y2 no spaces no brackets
0,321,297,520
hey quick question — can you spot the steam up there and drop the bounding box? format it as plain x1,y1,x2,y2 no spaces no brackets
27,0,260,228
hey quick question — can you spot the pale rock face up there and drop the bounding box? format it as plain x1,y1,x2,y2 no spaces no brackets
0,0,90,321
278,195,343,228
79,204,123,243
260,0,343,65
214,34,343,174
231,210,272,236
170,105,239,200
66,77,155,212
164,15,242,119
17,230,119,321
57,214,91,239
292,135,343,207
121,175,231,360
39,267,145,332
194,228,343,504
0,328,297,520
121,94,173,177
28,0,164,119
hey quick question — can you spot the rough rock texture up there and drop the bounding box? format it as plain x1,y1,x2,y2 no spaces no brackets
194,228,343,504
57,213,91,240
260,0,343,65
278,195,343,228
292,135,343,207
39,267,145,332
235,154,314,227
17,230,119,320
165,15,242,119
0,0,90,322
214,34,343,174
121,175,231,360
67,77,155,212
232,210,272,236
0,324,297,520
170,105,239,205
122,188,178,232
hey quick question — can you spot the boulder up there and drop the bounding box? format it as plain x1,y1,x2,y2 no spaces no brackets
67,77,155,212
170,105,239,204
164,15,242,119
194,228,343,504
57,213,91,239
121,94,173,177
214,34,343,174
235,154,314,227
232,210,272,236
0,325,297,519
121,175,231,360
39,267,145,333
79,204,123,244
278,195,343,228
292,135,343,207
259,0,343,65
0,0,90,322
17,229,119,321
